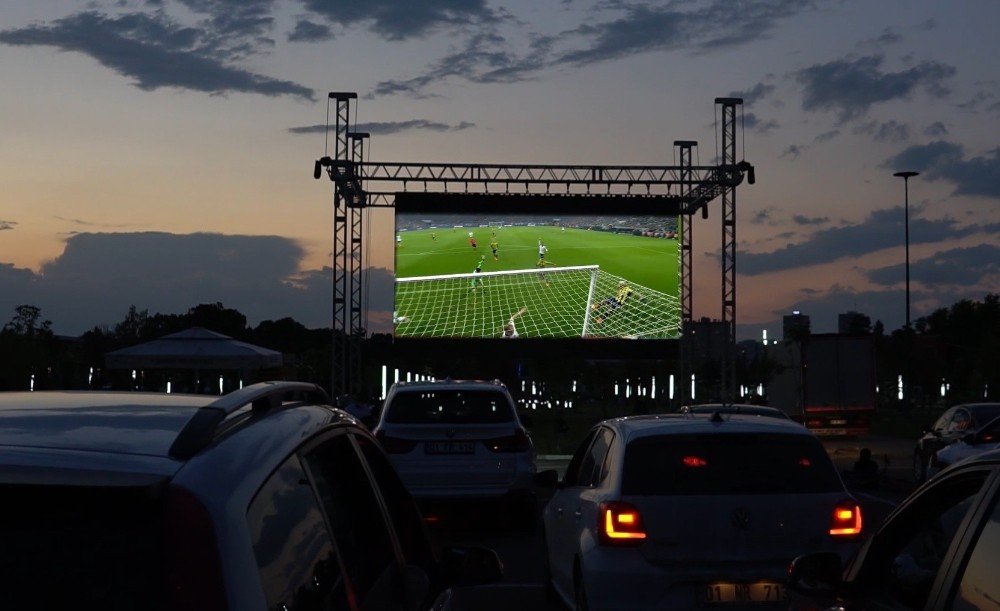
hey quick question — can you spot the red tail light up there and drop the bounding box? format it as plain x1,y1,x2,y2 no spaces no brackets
166,486,227,610
599,501,647,546
682,456,708,468
484,428,531,453
374,430,417,454
829,501,862,538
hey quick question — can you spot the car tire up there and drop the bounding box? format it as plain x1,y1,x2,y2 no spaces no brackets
913,450,927,484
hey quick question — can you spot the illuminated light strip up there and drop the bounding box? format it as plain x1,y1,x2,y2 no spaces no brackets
829,506,863,536
605,510,646,539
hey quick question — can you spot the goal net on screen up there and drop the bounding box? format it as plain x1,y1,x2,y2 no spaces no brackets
394,265,680,339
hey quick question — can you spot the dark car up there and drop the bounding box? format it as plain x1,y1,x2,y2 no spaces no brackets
913,402,1000,483
0,382,501,610
789,448,1000,611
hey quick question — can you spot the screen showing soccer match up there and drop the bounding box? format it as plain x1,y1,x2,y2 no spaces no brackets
393,209,680,340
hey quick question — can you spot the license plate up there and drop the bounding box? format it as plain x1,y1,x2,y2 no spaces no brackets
700,582,786,605
830,419,847,425
424,441,474,454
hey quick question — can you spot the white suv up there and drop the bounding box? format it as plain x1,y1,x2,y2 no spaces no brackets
374,379,538,525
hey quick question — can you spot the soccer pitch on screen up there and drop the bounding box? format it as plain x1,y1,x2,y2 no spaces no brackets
393,214,680,340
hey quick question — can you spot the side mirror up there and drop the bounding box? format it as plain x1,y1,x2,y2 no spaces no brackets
520,413,534,429
534,469,559,489
440,546,504,587
788,552,843,597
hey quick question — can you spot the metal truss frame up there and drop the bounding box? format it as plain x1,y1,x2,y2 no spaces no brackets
315,93,750,402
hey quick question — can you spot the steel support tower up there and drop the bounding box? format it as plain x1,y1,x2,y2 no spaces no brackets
327,92,355,399
716,98,742,404
674,140,697,405
347,132,369,398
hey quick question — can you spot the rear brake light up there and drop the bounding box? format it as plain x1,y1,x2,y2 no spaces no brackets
166,486,227,610
374,431,418,454
599,501,647,546
682,456,708,468
484,428,531,453
829,501,862,538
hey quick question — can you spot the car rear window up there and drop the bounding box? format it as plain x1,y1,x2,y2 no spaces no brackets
0,484,168,608
385,389,514,424
622,433,842,495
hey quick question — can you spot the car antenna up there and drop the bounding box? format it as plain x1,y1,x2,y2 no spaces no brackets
710,410,725,423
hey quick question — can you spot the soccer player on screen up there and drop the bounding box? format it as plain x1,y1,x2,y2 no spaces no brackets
469,256,486,292
469,233,477,249
502,307,527,338
592,280,642,324
490,237,499,261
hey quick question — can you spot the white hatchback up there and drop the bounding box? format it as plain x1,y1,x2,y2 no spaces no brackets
373,379,537,524
542,413,862,611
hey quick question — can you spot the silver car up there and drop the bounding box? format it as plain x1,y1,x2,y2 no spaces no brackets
542,413,861,610
374,379,538,525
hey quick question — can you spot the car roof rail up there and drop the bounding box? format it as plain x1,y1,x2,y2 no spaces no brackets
169,381,330,460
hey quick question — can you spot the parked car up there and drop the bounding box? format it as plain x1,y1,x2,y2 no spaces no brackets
539,413,862,610
927,415,1000,479
789,448,1000,610
0,382,502,610
914,402,1000,483
681,403,792,420
373,379,538,527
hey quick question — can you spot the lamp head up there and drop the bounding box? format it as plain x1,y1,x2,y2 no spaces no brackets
893,171,919,179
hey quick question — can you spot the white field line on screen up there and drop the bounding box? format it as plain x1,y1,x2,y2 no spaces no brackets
396,265,599,283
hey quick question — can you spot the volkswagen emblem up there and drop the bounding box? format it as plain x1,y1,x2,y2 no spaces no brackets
731,508,752,530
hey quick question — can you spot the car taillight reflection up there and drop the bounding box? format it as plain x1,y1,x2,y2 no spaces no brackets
829,501,862,538
483,428,531,453
599,501,647,546
374,430,417,454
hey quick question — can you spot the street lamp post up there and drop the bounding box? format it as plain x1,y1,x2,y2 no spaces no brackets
893,171,919,329
894,171,919,409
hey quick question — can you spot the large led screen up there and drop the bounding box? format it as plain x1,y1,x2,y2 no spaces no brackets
394,210,680,340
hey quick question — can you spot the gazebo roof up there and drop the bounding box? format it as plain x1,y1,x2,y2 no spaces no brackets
105,327,283,370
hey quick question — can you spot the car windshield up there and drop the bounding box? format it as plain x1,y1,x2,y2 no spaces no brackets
0,483,168,607
386,390,514,424
971,404,1000,426
622,433,841,495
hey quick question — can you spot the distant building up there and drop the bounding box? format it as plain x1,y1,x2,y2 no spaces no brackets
783,311,811,342
685,317,727,366
838,310,872,334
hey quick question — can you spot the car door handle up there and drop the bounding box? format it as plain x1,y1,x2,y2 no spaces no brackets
556,507,564,516
573,509,582,519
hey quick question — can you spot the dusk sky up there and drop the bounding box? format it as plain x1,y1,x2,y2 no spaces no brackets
2,0,997,339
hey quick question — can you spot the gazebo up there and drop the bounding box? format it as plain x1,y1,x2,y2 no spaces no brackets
104,327,283,393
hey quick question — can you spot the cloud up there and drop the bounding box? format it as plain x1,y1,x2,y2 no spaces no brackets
792,215,829,226
796,55,955,122
867,244,1000,287
296,0,495,41
884,141,1000,198
369,31,553,98
559,1,815,66
740,206,991,275
287,19,332,42
729,83,775,108
916,18,937,31
0,220,16,231
288,119,475,136
814,129,840,143
854,119,910,142
781,144,806,159
749,207,777,226
743,112,779,135
859,27,901,49
958,89,997,112
923,122,947,137
0,231,399,335
0,11,314,100
372,1,815,97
